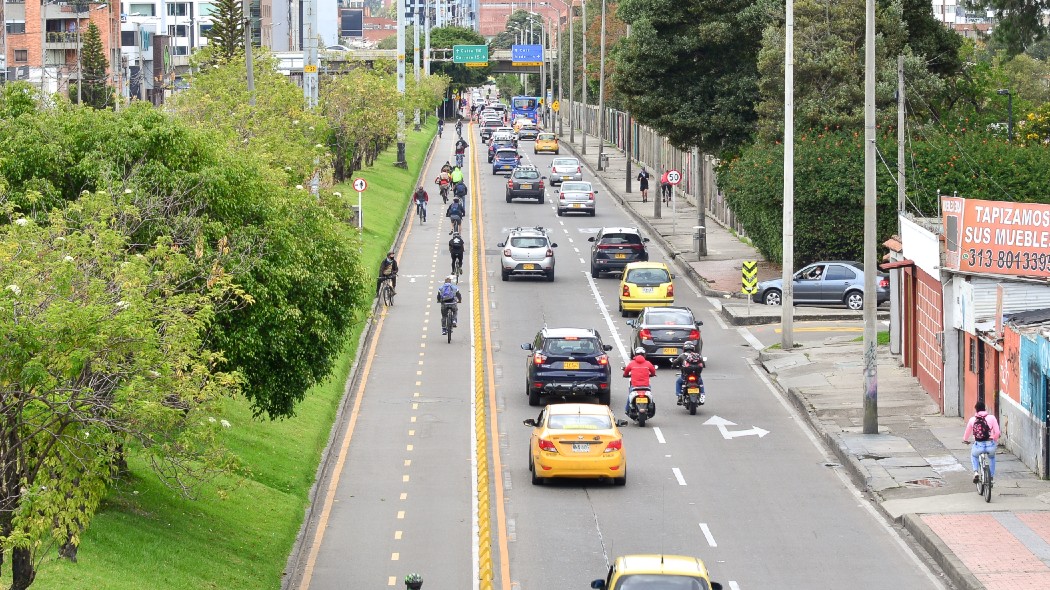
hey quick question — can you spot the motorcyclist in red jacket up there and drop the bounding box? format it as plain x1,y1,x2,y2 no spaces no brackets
622,347,656,413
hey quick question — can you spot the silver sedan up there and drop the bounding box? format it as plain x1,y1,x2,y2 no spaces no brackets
557,181,596,217
549,157,583,186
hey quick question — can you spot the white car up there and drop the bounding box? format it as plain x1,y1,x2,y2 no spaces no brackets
557,181,596,217
550,157,583,186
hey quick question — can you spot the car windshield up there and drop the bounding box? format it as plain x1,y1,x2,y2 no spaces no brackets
625,268,671,286
515,170,540,180
547,414,612,430
614,574,711,590
544,338,600,355
553,158,579,168
644,309,694,326
510,236,548,248
562,182,591,192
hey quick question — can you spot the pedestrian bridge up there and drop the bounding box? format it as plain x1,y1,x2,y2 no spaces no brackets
273,49,552,75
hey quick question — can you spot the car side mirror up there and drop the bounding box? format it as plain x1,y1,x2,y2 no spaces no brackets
603,344,613,351
696,320,704,326
542,176,547,180
616,419,629,427
588,236,596,242
497,242,505,247
670,273,676,279
591,581,606,590
643,237,650,242
521,343,533,351
625,320,635,327
523,418,537,427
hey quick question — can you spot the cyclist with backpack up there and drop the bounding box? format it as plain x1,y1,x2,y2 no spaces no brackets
446,197,466,233
963,401,1001,483
448,232,466,274
435,276,462,335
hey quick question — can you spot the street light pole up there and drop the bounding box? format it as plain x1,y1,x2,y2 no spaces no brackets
568,0,574,142
580,0,586,154
596,0,605,170
997,88,1013,142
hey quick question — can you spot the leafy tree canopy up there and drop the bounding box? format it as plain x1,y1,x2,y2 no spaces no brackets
971,0,1048,56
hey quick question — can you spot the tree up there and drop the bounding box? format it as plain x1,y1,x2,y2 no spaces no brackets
971,0,1047,56
70,22,113,109
207,0,245,61
612,0,772,155
0,192,243,589
322,69,401,180
898,0,961,77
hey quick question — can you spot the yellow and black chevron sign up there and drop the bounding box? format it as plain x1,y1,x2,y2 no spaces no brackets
741,260,758,295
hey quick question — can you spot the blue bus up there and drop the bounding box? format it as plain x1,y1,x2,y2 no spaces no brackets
511,96,540,121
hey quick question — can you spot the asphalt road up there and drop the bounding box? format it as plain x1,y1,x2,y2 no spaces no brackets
291,124,947,590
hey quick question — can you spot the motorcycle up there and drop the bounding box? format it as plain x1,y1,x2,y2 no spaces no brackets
677,357,708,416
627,386,656,427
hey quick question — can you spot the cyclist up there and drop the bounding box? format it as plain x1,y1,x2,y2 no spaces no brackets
437,119,443,138
450,165,464,185
455,119,463,137
412,186,429,222
454,180,468,204
436,275,462,335
454,137,469,168
446,197,466,233
441,161,453,174
449,231,465,274
963,401,1001,483
670,341,705,405
435,170,452,203
376,252,399,296
622,347,657,414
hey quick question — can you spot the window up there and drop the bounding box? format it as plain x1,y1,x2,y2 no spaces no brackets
199,23,213,36
198,3,215,16
166,2,188,16
129,3,156,16
6,21,26,34
121,30,136,47
168,24,188,37
14,50,28,62
825,265,856,281
171,44,188,55
969,338,977,372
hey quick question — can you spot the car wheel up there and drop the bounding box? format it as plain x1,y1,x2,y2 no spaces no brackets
506,194,512,203
763,289,782,306
613,470,626,486
531,464,543,485
619,301,628,318
590,210,596,217
536,195,543,204
501,269,509,281
845,290,864,310
555,150,559,155
528,387,541,406
557,209,564,216
597,389,611,406
546,270,555,282
590,265,600,279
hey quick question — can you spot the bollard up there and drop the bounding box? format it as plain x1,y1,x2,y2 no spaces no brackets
693,226,705,255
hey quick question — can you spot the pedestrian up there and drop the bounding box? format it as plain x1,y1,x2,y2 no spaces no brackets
660,169,672,204
637,167,651,202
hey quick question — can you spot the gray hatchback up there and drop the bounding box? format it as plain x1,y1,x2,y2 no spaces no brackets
506,167,546,203
498,227,558,281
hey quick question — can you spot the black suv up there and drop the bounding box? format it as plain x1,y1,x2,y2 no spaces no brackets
521,328,613,406
506,166,545,202
588,227,650,278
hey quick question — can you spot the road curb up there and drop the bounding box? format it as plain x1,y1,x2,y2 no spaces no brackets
282,132,438,590
902,513,984,590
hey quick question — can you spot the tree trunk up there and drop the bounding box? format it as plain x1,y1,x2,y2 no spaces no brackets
58,538,79,563
10,546,35,590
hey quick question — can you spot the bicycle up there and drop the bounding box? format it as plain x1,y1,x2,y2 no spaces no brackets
437,120,443,138
441,302,456,343
439,184,450,203
450,216,462,234
378,276,396,307
966,441,993,502
452,258,463,284
415,199,427,223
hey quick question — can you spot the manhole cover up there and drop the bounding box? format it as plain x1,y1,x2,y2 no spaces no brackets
904,478,945,488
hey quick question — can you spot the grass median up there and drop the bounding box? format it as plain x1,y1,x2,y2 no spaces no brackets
24,120,436,590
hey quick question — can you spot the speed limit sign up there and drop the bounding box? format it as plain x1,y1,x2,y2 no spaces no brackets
666,169,682,185
352,178,368,192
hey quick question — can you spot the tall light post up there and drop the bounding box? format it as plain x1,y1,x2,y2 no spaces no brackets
997,88,1013,142
862,0,878,434
395,0,407,167
413,0,421,131
580,0,587,153
596,0,606,170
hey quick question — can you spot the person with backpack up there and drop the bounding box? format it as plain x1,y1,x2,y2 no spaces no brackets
448,231,466,274
454,181,468,204
670,341,705,405
450,166,464,185
435,276,462,335
963,401,1001,483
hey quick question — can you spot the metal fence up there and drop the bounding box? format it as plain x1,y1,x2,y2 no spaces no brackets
565,101,747,237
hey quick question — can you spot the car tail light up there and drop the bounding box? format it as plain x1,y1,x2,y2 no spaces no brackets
596,354,609,366
538,439,557,452
630,244,643,250
546,248,554,257
559,193,566,201
604,439,622,453
688,329,700,340
507,181,513,189
533,382,543,389
622,285,631,297
667,284,674,297
638,329,652,341
539,179,545,189
879,277,889,288
589,192,595,200
577,166,582,174
686,373,698,383
599,382,608,389
533,353,547,365
503,248,511,257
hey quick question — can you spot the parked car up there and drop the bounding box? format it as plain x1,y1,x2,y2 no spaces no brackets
751,261,889,310
534,132,559,154
498,226,557,281
520,327,614,406
591,555,724,590
492,148,521,175
627,306,703,363
550,157,583,186
488,139,516,162
588,227,649,278
506,166,545,203
618,262,674,316
556,181,596,216
523,403,627,485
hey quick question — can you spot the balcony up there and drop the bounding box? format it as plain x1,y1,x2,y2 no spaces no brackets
45,31,81,49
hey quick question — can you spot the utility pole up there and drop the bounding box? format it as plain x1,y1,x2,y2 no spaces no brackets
625,23,631,193
596,0,606,170
413,1,421,131
567,1,574,143
580,0,586,154
862,0,878,434
556,16,562,135
395,0,407,167
424,0,431,75
245,0,256,106
695,148,706,254
303,0,317,108
781,0,794,351
40,0,46,94
897,54,905,218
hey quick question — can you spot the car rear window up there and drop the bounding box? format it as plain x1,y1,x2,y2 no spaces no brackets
561,182,591,192
510,236,548,248
644,309,694,325
544,338,600,355
515,170,540,179
600,233,643,245
625,268,671,285
614,574,712,590
553,158,579,167
496,150,517,158
538,133,556,140
548,414,612,430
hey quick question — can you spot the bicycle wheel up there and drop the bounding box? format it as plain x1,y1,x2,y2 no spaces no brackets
983,458,992,502
454,262,462,284
383,283,394,306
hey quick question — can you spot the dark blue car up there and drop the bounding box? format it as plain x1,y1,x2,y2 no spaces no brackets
492,148,520,175
521,327,614,407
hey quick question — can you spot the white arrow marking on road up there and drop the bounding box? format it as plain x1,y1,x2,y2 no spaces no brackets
729,583,741,590
653,427,666,444
672,467,687,486
704,415,770,439
699,523,717,547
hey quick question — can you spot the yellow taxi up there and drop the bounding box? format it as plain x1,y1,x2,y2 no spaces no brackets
618,261,674,317
534,132,559,154
591,554,724,590
523,403,628,485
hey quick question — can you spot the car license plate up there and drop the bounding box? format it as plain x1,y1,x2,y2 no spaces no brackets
522,263,535,270
642,287,654,293
563,361,580,369
562,175,572,180
686,386,700,394
521,184,532,189
573,204,582,208
572,443,589,453
662,347,678,355
614,253,627,259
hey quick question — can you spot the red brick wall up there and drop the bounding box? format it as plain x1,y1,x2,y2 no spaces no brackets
5,2,118,86
914,268,944,408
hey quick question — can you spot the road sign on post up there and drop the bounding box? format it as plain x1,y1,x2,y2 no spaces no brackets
511,44,543,66
742,260,758,295
452,45,489,64
352,178,367,231
551,100,560,112
667,169,682,185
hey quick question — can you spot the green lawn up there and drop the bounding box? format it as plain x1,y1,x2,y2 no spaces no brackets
24,121,436,590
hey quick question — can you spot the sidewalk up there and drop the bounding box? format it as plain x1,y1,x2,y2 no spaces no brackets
556,125,1050,590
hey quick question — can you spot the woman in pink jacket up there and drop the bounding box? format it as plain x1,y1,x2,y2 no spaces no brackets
962,401,1001,482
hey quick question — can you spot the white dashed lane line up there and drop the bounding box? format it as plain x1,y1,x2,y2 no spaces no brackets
653,427,666,444
699,523,717,547
672,467,687,486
